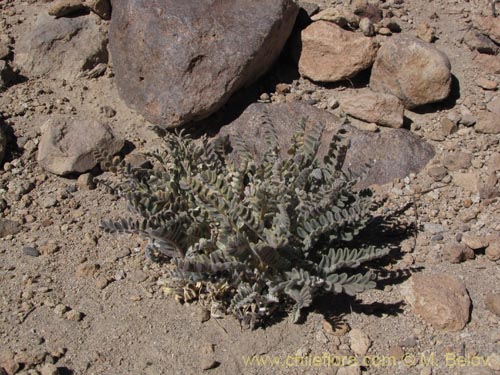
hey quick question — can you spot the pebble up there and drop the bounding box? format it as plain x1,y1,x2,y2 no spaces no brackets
77,173,96,190
40,363,59,375
54,304,69,316
485,293,500,317
349,329,371,356
486,242,500,261
65,310,84,321
75,262,99,278
95,276,110,290
476,78,498,91
441,118,457,135
443,243,475,263
23,246,40,257
461,233,487,250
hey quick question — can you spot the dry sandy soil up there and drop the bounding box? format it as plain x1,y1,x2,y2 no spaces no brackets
0,1,499,375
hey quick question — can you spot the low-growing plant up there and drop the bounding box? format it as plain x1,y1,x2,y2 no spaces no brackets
99,118,391,328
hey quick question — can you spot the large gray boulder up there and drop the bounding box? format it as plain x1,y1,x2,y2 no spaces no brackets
109,0,299,128
217,102,434,187
14,13,108,81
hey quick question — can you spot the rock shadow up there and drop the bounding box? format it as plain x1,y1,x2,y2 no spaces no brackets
411,74,461,114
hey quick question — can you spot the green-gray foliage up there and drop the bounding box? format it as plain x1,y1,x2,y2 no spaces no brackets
100,119,391,328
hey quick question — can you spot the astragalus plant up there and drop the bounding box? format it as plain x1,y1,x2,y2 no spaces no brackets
100,118,390,328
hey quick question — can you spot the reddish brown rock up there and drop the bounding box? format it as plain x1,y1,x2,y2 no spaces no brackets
298,21,379,82
109,0,299,128
485,293,500,317
401,273,471,331
370,35,452,109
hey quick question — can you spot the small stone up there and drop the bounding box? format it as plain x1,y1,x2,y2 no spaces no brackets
460,114,477,127
95,276,110,290
476,77,498,91
461,233,487,250
39,242,60,256
486,242,500,261
485,293,500,317
40,363,59,375
65,310,84,321
22,246,40,257
200,308,211,323
54,304,69,316
0,350,20,375
341,90,404,128
476,112,500,134
442,151,472,171
464,30,499,54
453,172,480,193
86,0,111,20
487,97,500,115
77,173,95,190
443,243,475,263
48,0,86,19
101,106,116,118
441,118,458,136
327,97,339,109
75,262,99,278
378,27,392,36
427,166,447,181
200,343,218,371
416,22,436,43
0,219,22,238
349,329,371,356
359,17,375,37
388,345,405,360
323,320,350,336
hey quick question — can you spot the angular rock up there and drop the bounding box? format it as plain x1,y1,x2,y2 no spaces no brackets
486,242,500,261
311,7,360,28
341,90,404,128
476,77,497,91
86,0,111,20
0,219,21,238
216,102,434,188
452,171,480,193
416,22,436,43
442,151,472,171
14,13,108,81
474,53,500,74
352,2,383,24
400,273,471,331
476,112,500,134
485,293,500,317
442,243,475,264
109,0,299,128
473,15,500,44
370,35,452,109
487,97,500,115
464,30,499,55
299,21,379,82
48,0,87,18
359,17,375,37
349,329,371,356
37,116,124,176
